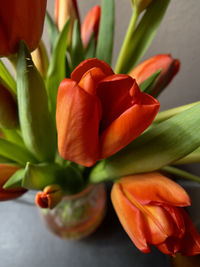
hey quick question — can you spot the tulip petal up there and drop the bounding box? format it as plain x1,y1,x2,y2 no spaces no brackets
56,79,100,166
97,74,134,131
120,173,191,207
71,58,114,83
81,6,101,48
179,209,200,256
100,84,159,159
111,182,150,253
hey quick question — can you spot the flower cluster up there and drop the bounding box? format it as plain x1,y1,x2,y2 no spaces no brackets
0,0,200,258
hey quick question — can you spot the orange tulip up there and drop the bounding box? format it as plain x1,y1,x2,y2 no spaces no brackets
129,54,180,97
0,164,27,201
35,184,63,209
0,0,47,57
56,58,160,167
111,172,200,256
81,6,101,48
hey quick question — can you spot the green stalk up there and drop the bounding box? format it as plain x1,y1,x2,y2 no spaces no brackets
154,101,200,123
162,166,200,184
115,8,139,74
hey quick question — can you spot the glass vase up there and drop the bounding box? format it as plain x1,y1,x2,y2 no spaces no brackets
40,183,107,240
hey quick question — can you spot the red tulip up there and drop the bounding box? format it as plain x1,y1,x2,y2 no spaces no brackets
111,172,200,256
81,6,101,48
0,164,27,201
56,58,160,167
129,54,180,97
35,184,63,209
0,0,47,57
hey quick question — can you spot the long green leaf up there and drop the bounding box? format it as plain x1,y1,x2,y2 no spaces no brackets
45,11,59,52
90,103,200,183
17,42,56,162
96,0,114,65
116,0,170,74
46,19,70,118
71,20,84,69
0,137,36,165
0,59,16,95
85,33,96,59
3,169,25,189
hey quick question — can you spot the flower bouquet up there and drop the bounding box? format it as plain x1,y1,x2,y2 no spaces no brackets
0,0,200,263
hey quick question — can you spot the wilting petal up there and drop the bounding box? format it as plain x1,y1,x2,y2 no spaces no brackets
81,5,101,48
71,58,114,83
100,84,159,159
111,182,150,253
120,172,191,207
0,163,26,201
56,79,100,166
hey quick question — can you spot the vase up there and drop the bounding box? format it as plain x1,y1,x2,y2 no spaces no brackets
40,183,107,240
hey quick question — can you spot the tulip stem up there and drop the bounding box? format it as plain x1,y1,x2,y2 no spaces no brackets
154,101,200,123
162,166,200,184
115,8,139,74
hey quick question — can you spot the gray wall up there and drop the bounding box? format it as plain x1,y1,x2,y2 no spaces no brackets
46,0,200,110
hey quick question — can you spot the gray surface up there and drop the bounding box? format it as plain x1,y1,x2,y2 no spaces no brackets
0,187,170,267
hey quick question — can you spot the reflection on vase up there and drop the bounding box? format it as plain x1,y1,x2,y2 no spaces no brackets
40,183,107,240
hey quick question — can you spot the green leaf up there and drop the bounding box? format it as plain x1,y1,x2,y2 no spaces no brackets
140,69,161,94
71,20,84,69
0,155,14,164
117,0,170,74
45,11,59,52
0,59,17,95
89,103,200,183
1,129,24,147
96,0,115,65
85,33,96,59
17,41,56,162
3,169,25,189
22,162,84,194
0,137,36,165
46,19,70,118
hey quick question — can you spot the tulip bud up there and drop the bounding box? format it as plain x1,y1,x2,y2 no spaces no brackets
130,54,180,97
55,0,80,45
0,83,18,129
81,6,101,48
131,0,152,13
35,184,63,209
31,40,49,77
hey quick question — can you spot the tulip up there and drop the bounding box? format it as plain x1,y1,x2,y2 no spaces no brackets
0,0,47,57
56,58,160,167
111,172,200,256
0,83,18,129
129,54,180,97
81,6,101,48
131,0,153,13
35,184,63,209
0,164,27,201
31,40,49,77
55,0,80,44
